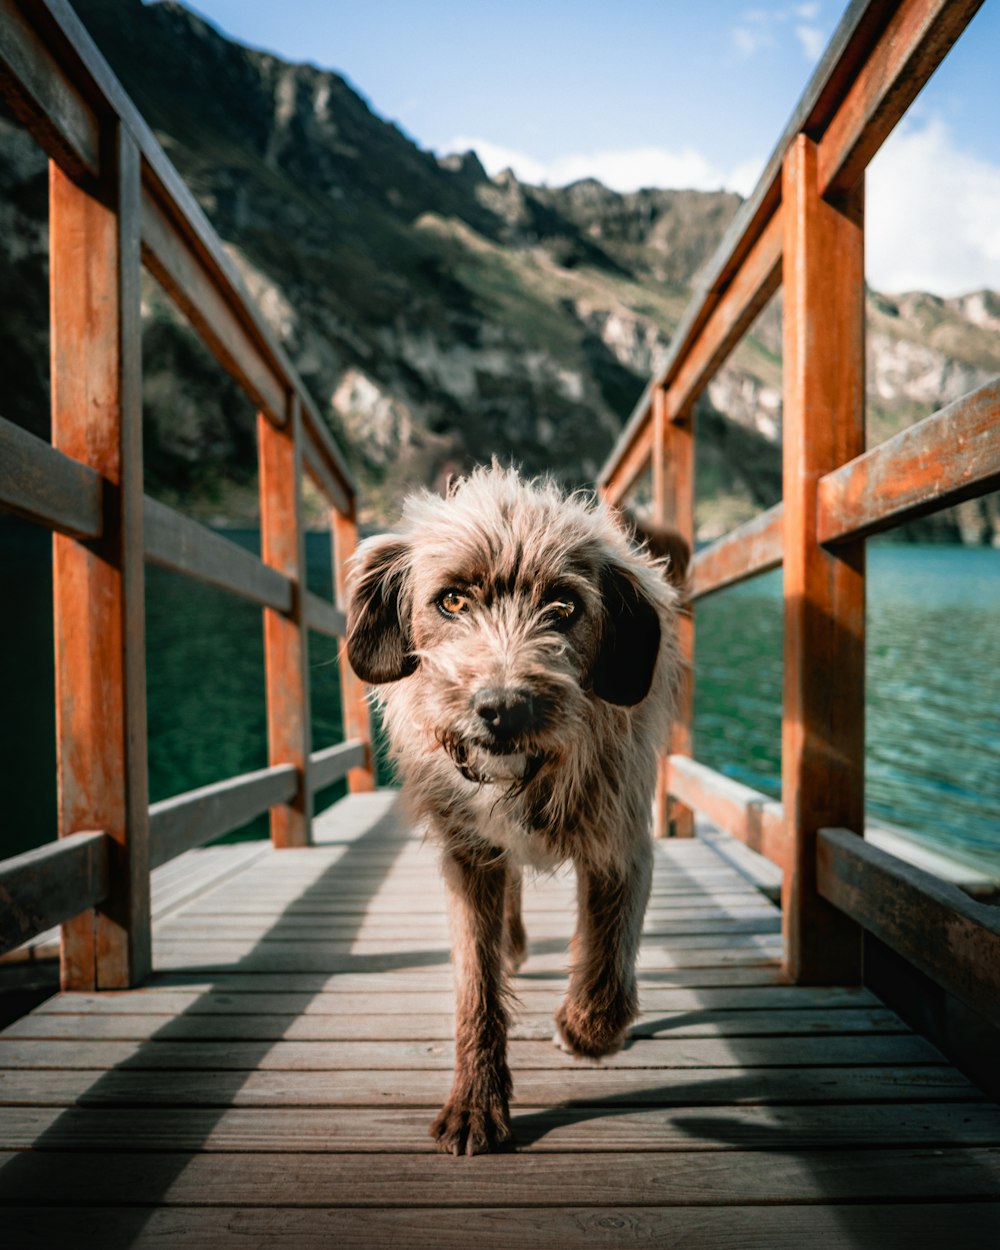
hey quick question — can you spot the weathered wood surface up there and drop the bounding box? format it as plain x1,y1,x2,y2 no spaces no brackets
818,827,1000,1031
780,134,865,984
689,503,784,601
148,765,298,870
2,789,999,1246
258,400,312,847
666,756,784,866
0,414,103,538
49,129,151,991
817,377,1000,545
143,496,292,613
0,832,109,955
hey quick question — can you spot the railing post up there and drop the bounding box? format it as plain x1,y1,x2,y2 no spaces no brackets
781,133,865,983
654,385,695,838
259,395,313,846
50,125,151,990
332,503,375,792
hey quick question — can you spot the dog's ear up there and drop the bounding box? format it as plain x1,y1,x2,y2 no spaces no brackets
346,535,418,684
592,563,661,706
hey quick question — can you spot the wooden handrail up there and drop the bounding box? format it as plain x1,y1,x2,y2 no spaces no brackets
0,831,109,956
600,0,994,991
0,0,373,987
818,378,1000,545
818,828,1000,1031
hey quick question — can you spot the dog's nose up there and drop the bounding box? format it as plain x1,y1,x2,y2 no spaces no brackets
473,687,535,738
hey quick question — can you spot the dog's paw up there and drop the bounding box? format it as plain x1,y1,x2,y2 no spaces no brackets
553,999,631,1060
430,1097,512,1156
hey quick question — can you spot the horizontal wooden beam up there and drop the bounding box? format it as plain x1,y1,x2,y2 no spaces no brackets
0,0,99,180
818,0,986,197
148,764,297,870
143,496,292,613
666,756,785,867
600,421,653,508
690,503,784,601
305,592,347,639
310,739,368,792
818,826,1000,1031
0,414,103,538
666,212,783,422
302,438,351,518
817,378,1000,545
140,189,287,425
0,830,109,955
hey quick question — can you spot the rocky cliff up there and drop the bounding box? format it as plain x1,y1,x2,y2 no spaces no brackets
1,0,996,541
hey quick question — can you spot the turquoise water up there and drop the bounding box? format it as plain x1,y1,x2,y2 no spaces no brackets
694,544,1000,872
1,522,998,869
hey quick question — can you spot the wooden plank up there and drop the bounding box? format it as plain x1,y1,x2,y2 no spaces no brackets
143,496,292,611
6,1204,1000,1250
0,415,103,538
259,400,312,846
302,437,351,519
652,387,695,838
2,1145,1000,1207
0,1033,943,1070
2,1101,997,1156
1,1006,903,1045
309,740,367,793
819,0,986,196
665,212,783,423
140,187,287,424
817,378,1000,544
690,504,784,600
50,126,151,990
818,827,1000,1031
332,505,375,792
0,0,99,178
30,984,880,1016
599,421,652,508
1,1063,976,1110
0,832,109,955
304,591,346,639
780,134,865,985
148,766,298,871
666,758,785,867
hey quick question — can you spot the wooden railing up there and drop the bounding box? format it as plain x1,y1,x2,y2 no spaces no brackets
0,0,373,988
599,0,1000,1010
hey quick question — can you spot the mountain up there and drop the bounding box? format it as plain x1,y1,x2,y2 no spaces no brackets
1,0,997,542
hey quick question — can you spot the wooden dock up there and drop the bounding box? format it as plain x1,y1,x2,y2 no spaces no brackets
2,791,999,1248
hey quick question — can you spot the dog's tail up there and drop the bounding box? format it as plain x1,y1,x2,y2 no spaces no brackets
614,507,691,593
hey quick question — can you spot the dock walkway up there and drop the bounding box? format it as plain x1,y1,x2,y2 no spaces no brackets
2,791,1000,1247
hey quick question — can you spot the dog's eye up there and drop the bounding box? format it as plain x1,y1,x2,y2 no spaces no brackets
546,596,577,622
437,589,471,618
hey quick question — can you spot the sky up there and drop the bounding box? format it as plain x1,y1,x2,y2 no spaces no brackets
175,0,1000,297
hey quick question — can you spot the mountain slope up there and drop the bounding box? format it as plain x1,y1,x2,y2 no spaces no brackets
0,0,996,542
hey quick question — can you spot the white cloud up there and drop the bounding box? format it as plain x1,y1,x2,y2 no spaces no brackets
443,135,761,196
795,2,821,18
731,24,772,57
867,117,1000,296
794,23,825,59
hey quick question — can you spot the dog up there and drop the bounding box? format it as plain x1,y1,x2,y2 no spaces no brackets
346,464,685,1155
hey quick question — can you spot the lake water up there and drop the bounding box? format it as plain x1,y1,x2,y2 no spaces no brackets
695,544,1000,873
2,521,998,871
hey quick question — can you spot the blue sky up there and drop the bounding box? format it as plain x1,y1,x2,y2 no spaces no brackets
173,0,1000,296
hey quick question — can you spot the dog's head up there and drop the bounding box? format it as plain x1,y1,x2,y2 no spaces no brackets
347,466,680,786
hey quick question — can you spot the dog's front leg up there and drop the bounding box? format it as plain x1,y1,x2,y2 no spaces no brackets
432,843,513,1155
555,841,652,1059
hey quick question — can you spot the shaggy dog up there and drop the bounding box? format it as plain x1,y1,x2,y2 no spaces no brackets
346,465,684,1155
